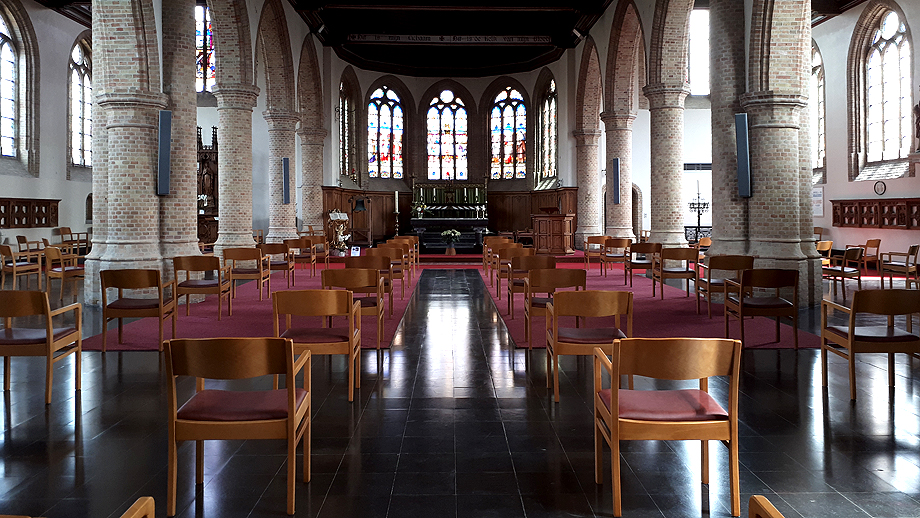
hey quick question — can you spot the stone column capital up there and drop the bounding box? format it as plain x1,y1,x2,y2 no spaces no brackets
572,129,602,146
740,91,807,130
213,83,260,110
600,111,637,130
262,110,300,131
642,83,691,109
298,127,328,145
96,91,169,111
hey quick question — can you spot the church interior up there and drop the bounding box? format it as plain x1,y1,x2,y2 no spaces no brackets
1,0,920,517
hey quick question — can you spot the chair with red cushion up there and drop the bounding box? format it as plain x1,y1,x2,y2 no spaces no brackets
323,268,384,352
1,244,42,291
821,288,920,400
0,290,81,404
44,245,84,302
507,255,556,319
652,246,698,299
345,255,394,316
165,337,310,516
172,255,231,319
593,337,742,517
272,289,361,401
258,242,296,289
523,268,587,344
101,268,177,352
696,255,755,318
724,268,799,349
546,290,632,402
223,247,271,300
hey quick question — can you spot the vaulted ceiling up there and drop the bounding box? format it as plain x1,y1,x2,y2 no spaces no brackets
38,1,869,77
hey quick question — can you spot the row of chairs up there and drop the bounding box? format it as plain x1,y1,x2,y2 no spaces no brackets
1,244,86,300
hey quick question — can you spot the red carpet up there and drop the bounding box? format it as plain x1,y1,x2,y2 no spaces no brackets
83,265,419,351
481,264,821,350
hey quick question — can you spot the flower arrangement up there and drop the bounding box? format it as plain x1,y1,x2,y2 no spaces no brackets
411,201,429,218
441,229,461,244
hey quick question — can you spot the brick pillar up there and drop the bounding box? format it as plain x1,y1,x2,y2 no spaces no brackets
83,13,108,304
573,129,602,245
601,112,636,239
708,0,748,257
212,84,259,257
298,126,327,230
159,0,199,265
643,83,690,246
264,110,300,243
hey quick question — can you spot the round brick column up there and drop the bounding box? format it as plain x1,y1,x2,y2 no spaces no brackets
83,63,109,304
601,112,636,239
298,127,327,230
264,110,300,243
573,128,602,245
643,83,690,246
707,0,748,257
159,0,200,264
212,84,260,258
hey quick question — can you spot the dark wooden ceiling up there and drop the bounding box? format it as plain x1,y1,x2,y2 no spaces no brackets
36,1,868,77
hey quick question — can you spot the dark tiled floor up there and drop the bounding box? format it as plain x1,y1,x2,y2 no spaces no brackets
1,269,920,517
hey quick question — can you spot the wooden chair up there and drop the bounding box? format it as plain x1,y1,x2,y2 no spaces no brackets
258,242,296,289
101,269,177,352
601,238,631,280
172,255,231,319
367,247,406,299
253,228,265,244
694,236,712,261
821,289,920,400
880,244,919,289
272,289,361,401
749,495,785,518
593,337,742,517
0,290,81,404
652,247,698,299
625,242,660,289
823,246,863,301
323,268,384,351
390,237,418,275
119,497,155,518
523,268,587,344
482,236,511,272
223,247,271,301
165,337,310,516
58,226,89,255
488,242,521,287
638,229,650,242
697,255,755,318
496,246,533,300
43,246,84,302
15,235,43,261
283,237,313,278
507,255,556,319
1,244,42,290
381,242,413,284
345,255,394,316
724,269,799,349
546,290,632,402
816,240,833,267
813,226,824,241
305,235,330,274
845,238,881,274
583,235,610,273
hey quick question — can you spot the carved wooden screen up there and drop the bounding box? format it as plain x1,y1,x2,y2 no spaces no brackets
197,127,219,243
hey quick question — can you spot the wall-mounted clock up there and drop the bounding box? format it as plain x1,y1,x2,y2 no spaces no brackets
874,181,886,195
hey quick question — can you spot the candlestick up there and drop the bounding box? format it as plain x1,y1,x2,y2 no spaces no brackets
395,190,399,211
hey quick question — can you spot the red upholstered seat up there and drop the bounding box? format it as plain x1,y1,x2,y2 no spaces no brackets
281,327,350,343
556,327,626,345
0,327,78,345
178,388,308,421
232,267,261,275
727,295,791,309
530,296,552,308
598,388,728,422
108,297,171,310
178,279,219,289
662,267,693,274
825,325,920,343
355,296,379,308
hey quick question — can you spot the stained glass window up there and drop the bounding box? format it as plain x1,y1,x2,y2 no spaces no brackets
490,86,526,179
70,40,92,167
0,14,16,157
367,86,403,179
865,10,911,163
810,43,825,170
427,90,468,181
538,80,557,179
339,82,354,179
195,6,216,92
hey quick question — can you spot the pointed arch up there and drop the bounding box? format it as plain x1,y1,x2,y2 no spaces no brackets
575,36,602,130
482,77,530,180
0,0,39,176
419,80,476,182
255,0,295,112
339,66,361,182
207,0,254,87
365,76,414,181
748,0,810,93
533,68,558,185
606,0,645,115
297,35,323,130
646,0,693,86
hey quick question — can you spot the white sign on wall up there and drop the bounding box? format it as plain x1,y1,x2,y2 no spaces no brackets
812,187,824,218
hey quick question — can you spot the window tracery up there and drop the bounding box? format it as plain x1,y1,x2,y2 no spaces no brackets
490,86,526,179
427,89,467,181
367,85,403,179
69,39,91,167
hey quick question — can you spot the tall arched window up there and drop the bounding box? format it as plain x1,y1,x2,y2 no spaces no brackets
339,82,356,181
538,79,557,180
367,86,403,179
811,42,826,171
195,5,215,92
427,90,467,181
688,9,710,96
490,86,526,179
0,14,16,157
70,39,91,167
865,9,911,163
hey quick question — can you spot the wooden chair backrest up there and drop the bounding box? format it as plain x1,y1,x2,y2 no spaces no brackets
630,242,661,255
614,337,741,382
173,255,220,273
0,244,13,259
698,237,712,247
42,246,65,267
513,255,556,271
585,236,610,248
604,238,631,249
865,239,881,253
498,247,533,262
0,289,48,318
101,269,161,290
707,255,755,272
380,243,410,258
816,241,833,254
660,247,698,262
554,290,633,319
850,289,920,316
223,247,263,262
740,268,798,290
345,255,390,271
907,244,920,262
322,268,378,291
490,242,521,255
273,289,352,318
166,337,292,381
257,243,289,256
365,247,397,261
484,236,511,246
283,238,308,251
748,495,786,518
15,235,27,245
119,496,156,518
529,268,587,292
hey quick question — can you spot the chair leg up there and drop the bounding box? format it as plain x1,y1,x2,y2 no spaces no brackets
3,356,8,391
304,415,312,483
167,437,178,517
594,418,603,484
848,348,857,400
821,339,829,388
793,311,799,349
888,352,895,389
612,434,622,517
729,432,740,516
75,338,82,392
118,318,124,344
287,435,296,515
553,352,561,402
196,440,204,483
45,353,53,405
